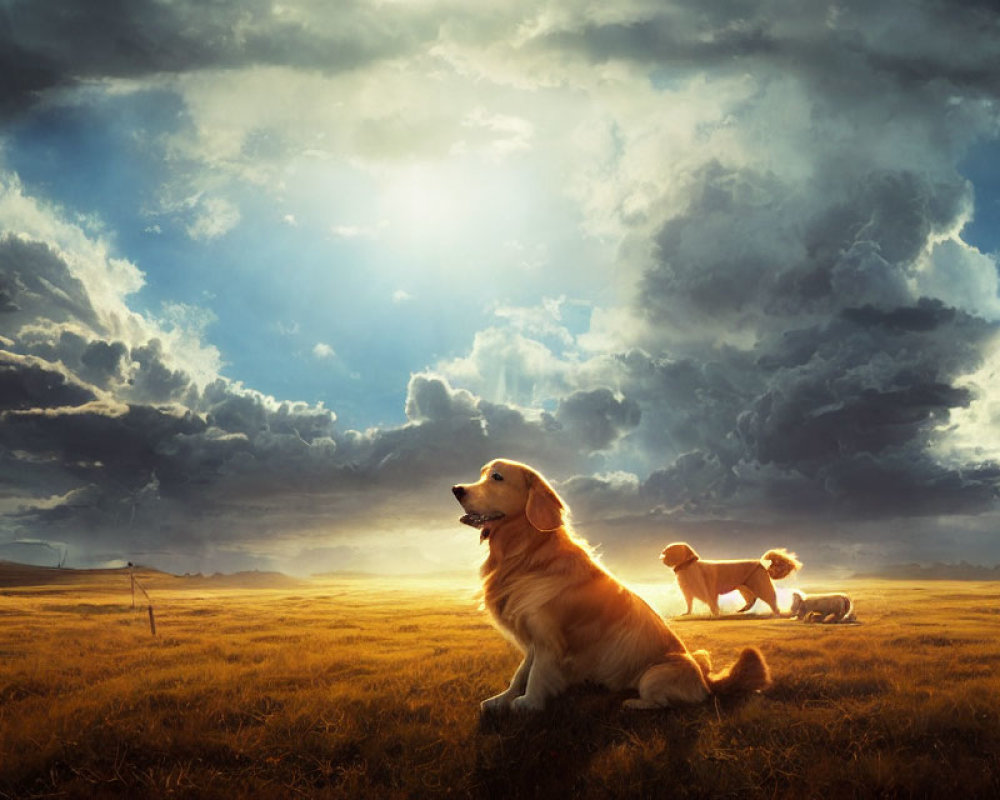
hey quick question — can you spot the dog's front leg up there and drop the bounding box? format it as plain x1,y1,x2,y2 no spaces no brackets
510,648,567,712
480,647,534,713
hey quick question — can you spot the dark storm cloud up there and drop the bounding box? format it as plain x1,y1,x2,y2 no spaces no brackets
554,388,641,452
618,297,999,521
3,402,205,486
639,164,972,333
358,375,638,490
614,347,757,468
557,471,639,519
0,350,96,410
535,1,1000,97
563,1,1000,534
0,0,432,117
0,235,102,329
618,105,1000,523
538,12,778,69
740,302,992,464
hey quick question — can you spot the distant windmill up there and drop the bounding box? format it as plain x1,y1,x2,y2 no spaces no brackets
11,538,68,568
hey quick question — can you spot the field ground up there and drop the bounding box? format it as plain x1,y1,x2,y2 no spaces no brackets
1,568,999,798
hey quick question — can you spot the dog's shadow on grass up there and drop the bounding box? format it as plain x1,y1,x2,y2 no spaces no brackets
471,688,756,798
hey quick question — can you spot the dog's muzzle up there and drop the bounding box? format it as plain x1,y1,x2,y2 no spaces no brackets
452,486,504,540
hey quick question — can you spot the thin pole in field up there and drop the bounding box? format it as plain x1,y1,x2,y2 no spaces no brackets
127,563,157,636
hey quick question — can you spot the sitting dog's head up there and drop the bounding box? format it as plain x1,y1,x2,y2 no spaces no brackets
452,459,564,541
660,542,698,568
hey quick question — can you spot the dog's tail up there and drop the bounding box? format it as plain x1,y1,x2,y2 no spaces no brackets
763,548,802,580
704,647,772,696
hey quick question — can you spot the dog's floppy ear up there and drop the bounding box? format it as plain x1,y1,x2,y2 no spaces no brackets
525,471,565,532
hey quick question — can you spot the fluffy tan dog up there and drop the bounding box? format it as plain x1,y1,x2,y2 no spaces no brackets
660,542,801,617
790,591,856,623
452,459,771,712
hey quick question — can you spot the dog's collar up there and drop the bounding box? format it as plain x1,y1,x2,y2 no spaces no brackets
672,555,699,573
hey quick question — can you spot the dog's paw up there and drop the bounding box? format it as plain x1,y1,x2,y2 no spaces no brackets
510,695,544,713
480,693,513,714
690,649,713,675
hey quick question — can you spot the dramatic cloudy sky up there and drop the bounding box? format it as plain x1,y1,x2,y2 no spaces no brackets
2,0,1000,577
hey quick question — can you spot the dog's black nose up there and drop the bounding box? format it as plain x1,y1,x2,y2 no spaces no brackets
452,485,465,499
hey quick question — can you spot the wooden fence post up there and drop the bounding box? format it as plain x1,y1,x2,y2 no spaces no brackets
129,567,157,636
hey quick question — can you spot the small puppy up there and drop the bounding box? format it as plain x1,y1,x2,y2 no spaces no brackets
790,591,856,623
660,542,801,617
453,459,771,712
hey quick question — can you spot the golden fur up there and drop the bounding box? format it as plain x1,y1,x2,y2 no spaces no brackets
660,542,802,617
790,591,856,623
452,459,771,712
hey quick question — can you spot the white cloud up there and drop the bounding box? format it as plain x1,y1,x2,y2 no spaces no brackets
435,316,624,415
0,172,222,387
274,321,301,336
935,333,1000,464
436,327,569,407
458,107,534,157
330,221,387,239
186,196,241,240
312,342,336,359
913,237,1000,322
493,296,573,344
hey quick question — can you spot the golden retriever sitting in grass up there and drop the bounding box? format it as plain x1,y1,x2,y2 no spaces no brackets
790,591,856,623
660,542,801,617
452,459,771,712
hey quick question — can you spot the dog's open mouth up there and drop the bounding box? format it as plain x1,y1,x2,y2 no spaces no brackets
459,512,505,541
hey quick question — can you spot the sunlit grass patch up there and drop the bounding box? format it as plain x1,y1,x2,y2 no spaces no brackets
1,577,999,798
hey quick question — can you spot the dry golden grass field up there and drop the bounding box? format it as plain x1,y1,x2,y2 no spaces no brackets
1,564,999,799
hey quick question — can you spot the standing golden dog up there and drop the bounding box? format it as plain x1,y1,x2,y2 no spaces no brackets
660,542,802,617
452,459,771,712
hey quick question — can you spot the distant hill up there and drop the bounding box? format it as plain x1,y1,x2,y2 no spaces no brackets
853,561,1000,580
0,560,168,588
0,561,301,589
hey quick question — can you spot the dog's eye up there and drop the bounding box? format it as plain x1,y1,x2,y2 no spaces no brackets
491,471,504,482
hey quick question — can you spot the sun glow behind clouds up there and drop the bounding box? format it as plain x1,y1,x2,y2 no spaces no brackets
295,149,623,312
375,158,540,252
382,163,468,239
283,146,582,288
